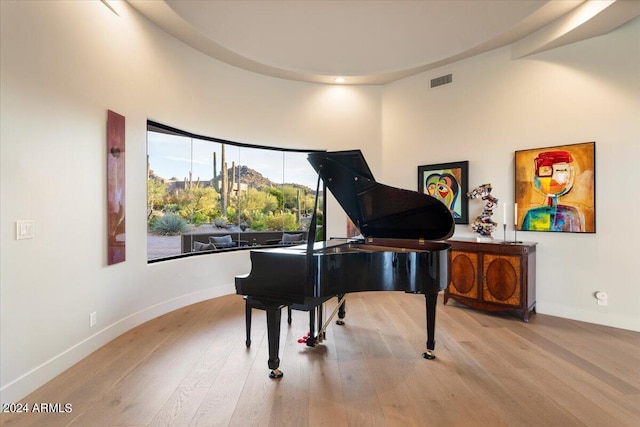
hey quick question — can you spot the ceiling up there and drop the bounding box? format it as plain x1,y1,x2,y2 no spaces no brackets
127,0,640,85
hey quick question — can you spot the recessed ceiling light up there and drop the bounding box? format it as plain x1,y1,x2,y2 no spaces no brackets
335,77,346,84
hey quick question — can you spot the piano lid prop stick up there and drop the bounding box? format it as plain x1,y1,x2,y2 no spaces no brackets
306,172,322,258
318,295,348,337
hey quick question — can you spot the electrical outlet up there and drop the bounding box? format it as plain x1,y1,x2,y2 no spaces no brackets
595,291,608,306
90,312,97,327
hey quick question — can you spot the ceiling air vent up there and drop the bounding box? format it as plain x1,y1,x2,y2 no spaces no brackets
430,73,453,88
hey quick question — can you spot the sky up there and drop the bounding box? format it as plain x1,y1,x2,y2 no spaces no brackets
147,131,319,189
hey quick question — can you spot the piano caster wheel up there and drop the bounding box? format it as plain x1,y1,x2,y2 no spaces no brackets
422,350,436,360
245,340,251,347
269,369,283,379
336,319,345,326
305,336,316,347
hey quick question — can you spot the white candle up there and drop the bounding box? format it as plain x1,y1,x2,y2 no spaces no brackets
514,203,518,226
503,203,507,226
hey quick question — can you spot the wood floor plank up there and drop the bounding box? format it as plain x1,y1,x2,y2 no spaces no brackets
227,366,275,426
308,358,349,427
0,306,188,427
3,293,639,427
266,317,312,427
187,338,262,427
336,359,386,427
149,386,209,427
520,337,640,424
366,358,426,426
517,365,633,426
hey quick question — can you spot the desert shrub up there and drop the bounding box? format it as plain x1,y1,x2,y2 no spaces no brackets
247,211,267,231
265,212,298,231
189,211,210,226
226,207,237,224
175,187,220,225
150,214,188,235
163,204,180,213
214,217,228,228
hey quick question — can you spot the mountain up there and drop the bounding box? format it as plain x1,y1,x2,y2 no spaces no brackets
150,165,315,194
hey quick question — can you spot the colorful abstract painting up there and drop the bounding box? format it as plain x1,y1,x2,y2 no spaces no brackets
107,110,126,264
515,142,595,233
418,161,468,224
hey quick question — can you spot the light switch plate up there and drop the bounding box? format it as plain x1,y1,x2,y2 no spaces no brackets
16,220,35,240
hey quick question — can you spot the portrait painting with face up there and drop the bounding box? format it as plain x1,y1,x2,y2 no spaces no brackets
418,161,468,224
515,142,595,233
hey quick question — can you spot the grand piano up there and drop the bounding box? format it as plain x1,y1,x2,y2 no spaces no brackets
235,150,455,378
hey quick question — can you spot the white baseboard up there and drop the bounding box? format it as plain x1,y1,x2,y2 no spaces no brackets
0,285,235,404
537,300,640,332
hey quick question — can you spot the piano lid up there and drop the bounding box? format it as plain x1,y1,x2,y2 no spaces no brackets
307,150,454,241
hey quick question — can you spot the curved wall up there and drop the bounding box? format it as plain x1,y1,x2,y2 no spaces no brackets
0,1,381,402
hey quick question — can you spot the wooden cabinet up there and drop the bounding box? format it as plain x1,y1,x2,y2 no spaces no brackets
444,238,537,322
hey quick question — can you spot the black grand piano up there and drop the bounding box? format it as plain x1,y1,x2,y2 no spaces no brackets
235,150,454,378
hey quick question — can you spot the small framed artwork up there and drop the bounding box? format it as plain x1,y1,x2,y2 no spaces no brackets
418,161,469,224
515,141,595,233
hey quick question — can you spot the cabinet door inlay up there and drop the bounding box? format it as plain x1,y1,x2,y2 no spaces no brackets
484,256,519,304
451,253,476,295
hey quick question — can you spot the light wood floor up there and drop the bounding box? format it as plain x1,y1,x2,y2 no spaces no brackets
2,292,639,427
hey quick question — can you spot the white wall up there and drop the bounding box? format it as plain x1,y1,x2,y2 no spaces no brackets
0,1,381,403
382,18,640,331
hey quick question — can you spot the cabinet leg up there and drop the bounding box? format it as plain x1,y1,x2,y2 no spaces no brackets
523,304,536,323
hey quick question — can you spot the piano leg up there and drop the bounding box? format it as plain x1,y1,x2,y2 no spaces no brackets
265,305,284,378
423,292,438,360
245,298,252,347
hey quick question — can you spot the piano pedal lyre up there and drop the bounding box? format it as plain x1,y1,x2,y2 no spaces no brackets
298,295,346,347
297,332,317,347
297,332,311,344
318,295,347,337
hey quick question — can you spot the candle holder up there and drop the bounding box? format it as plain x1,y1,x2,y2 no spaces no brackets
513,226,522,244
512,202,522,243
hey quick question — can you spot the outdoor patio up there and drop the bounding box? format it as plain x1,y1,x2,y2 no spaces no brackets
147,235,181,260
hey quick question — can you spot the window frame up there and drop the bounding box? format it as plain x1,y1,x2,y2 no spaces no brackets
146,120,326,263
